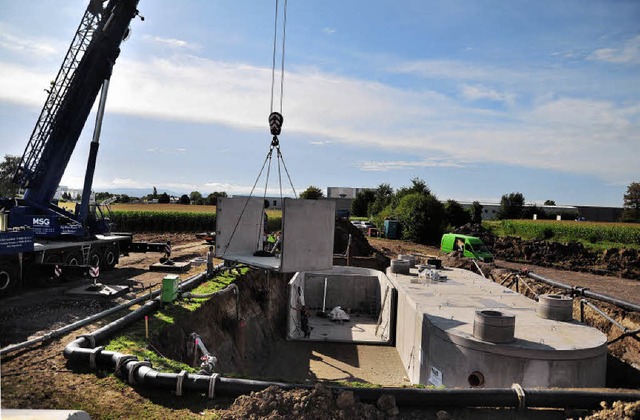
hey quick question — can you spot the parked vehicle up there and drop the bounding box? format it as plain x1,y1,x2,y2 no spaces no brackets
440,233,493,263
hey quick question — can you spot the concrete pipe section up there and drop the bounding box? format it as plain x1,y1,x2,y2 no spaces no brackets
537,294,574,321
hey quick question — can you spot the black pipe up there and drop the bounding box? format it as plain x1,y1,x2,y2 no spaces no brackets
526,271,640,312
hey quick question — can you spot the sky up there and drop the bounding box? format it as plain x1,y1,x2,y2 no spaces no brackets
0,0,638,207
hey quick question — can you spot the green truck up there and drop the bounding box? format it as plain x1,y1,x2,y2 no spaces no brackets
440,233,493,263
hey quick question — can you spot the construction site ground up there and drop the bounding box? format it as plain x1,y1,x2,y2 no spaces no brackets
1,233,639,419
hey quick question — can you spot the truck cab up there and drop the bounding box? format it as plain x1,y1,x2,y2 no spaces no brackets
441,233,493,263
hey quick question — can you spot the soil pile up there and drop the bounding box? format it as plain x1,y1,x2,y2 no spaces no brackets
586,400,640,419
334,220,377,256
453,224,640,280
218,383,395,420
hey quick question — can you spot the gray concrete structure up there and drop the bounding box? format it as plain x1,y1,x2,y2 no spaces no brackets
288,266,396,344
215,197,335,272
388,267,607,388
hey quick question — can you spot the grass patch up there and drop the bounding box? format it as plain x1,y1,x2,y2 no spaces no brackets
104,269,242,373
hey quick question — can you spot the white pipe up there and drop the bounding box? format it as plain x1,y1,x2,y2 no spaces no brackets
322,277,328,313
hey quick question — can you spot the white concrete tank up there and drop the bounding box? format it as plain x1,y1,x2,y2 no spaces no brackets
387,266,607,388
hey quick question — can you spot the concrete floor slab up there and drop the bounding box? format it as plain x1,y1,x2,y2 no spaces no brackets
290,313,391,344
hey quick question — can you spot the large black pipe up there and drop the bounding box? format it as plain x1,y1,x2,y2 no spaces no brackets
526,271,640,312
62,341,640,410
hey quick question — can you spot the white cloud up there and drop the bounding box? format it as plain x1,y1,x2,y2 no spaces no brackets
357,159,468,172
310,140,334,146
460,84,515,104
143,35,199,50
388,59,521,82
589,35,640,64
146,148,187,153
0,24,58,57
3,48,638,187
322,28,336,35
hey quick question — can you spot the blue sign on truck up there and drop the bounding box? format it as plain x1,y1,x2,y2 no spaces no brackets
0,230,35,254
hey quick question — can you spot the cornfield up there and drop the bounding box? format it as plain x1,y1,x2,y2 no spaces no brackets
108,204,282,233
491,220,640,246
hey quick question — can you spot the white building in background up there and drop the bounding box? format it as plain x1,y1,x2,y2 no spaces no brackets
458,202,578,221
326,187,372,199
54,185,83,201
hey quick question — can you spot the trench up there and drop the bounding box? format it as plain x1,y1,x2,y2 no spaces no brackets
153,269,293,379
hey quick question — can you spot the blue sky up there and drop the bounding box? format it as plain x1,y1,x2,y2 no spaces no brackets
0,0,638,206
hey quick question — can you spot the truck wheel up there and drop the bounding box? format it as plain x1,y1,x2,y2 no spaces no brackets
0,262,19,295
103,245,119,270
65,252,83,266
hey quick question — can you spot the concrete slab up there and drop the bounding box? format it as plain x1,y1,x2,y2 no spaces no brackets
65,283,129,298
388,266,608,388
290,313,388,343
149,261,191,272
216,197,335,272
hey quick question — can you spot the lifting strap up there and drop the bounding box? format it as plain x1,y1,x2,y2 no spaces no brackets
221,0,295,258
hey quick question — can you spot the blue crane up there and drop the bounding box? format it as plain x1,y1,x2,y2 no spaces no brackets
11,0,141,238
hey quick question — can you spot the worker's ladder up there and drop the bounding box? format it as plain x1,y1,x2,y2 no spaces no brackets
81,244,92,266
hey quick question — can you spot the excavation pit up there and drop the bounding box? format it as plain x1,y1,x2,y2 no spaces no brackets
151,266,402,383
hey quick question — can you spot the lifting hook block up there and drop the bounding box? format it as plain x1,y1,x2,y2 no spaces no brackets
269,112,284,136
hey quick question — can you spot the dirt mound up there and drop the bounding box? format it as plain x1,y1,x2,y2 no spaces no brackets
334,220,377,257
492,237,640,279
586,400,640,419
218,383,394,419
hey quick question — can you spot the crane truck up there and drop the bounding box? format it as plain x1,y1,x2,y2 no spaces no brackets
0,0,166,295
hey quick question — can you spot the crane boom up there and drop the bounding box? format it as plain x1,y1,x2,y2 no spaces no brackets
15,0,139,207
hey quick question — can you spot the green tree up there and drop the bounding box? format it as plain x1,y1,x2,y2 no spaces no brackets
351,189,375,217
179,194,190,205
394,192,445,244
396,177,431,201
496,192,525,220
158,192,170,204
300,186,324,200
118,194,131,203
544,200,556,206
444,199,471,228
152,187,158,199
206,191,227,205
369,183,394,216
622,182,640,222
471,201,483,225
190,191,204,205
95,192,112,202
0,155,20,198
